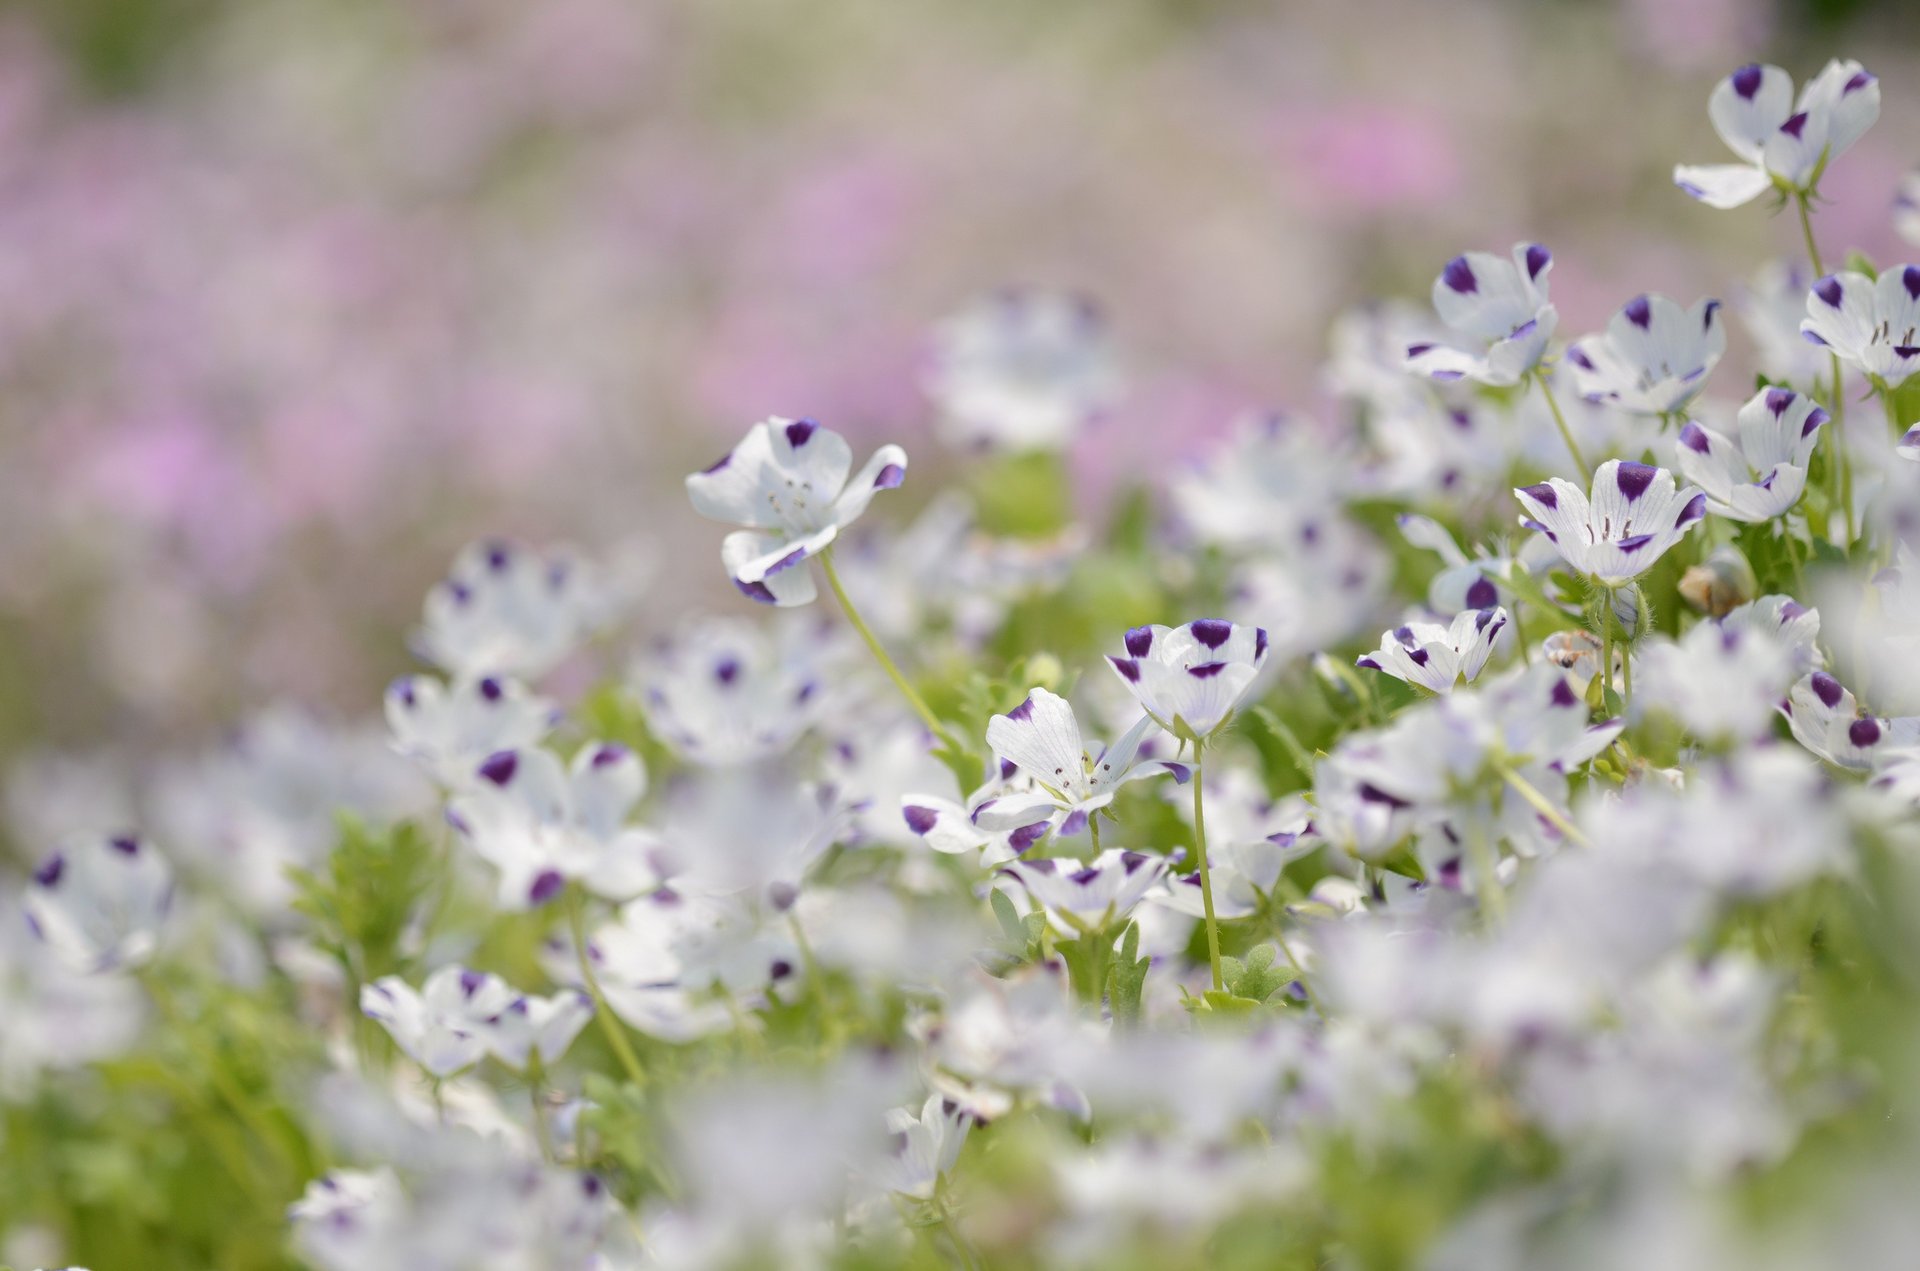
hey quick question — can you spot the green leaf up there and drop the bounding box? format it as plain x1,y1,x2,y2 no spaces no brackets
989,887,1026,948
1106,922,1150,1028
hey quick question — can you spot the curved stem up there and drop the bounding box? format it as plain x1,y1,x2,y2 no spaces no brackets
1795,192,1826,277
819,549,964,754
1798,191,1855,548
564,888,649,1088
1534,369,1591,476
1496,762,1591,847
1190,745,1225,993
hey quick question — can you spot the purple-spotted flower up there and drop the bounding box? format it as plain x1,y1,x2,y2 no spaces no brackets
23,833,173,974
1784,671,1920,771
448,743,660,910
383,674,556,787
361,965,593,1076
634,617,835,766
1404,243,1556,386
685,417,908,606
1899,172,1920,248
1106,620,1269,745
1674,60,1879,209
982,688,1189,838
413,539,607,681
897,785,1056,867
1637,620,1797,741
998,848,1170,934
925,290,1119,451
1800,267,1920,389
873,1094,975,1199
1396,514,1560,616
1672,387,1828,522
1565,294,1726,416
1356,609,1508,695
1515,461,1707,587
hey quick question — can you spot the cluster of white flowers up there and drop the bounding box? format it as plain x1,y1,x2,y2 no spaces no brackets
16,54,1920,1271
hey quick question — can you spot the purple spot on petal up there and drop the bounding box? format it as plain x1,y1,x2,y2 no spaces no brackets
1569,346,1596,371
1254,627,1269,660
591,744,627,768
1780,112,1808,140
1623,295,1652,329
1679,422,1712,454
109,834,139,856
1441,255,1477,294
1616,461,1657,501
1125,625,1155,657
1406,342,1435,358
1164,762,1191,784
1810,671,1844,709
784,419,817,447
1188,662,1227,679
1006,694,1037,723
1525,243,1551,280
1765,388,1795,417
874,463,905,489
1551,678,1578,708
1190,619,1232,649
904,805,938,835
734,578,777,604
1850,718,1884,748
460,970,486,996
479,750,518,786
1845,70,1875,94
1059,809,1089,837
1520,482,1558,509
1009,822,1050,854
701,451,731,475
528,870,566,906
1466,575,1499,609
1109,655,1141,683
765,546,807,576
32,854,63,888
1732,64,1763,99
715,657,740,685
1617,532,1657,554
1815,276,1844,308
1356,656,1382,670
1904,266,1920,301
1677,492,1707,525
478,676,504,703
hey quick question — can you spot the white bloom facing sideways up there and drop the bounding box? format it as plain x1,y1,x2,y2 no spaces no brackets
1356,608,1509,694
1899,170,1920,248
1801,266,1920,389
24,834,173,975
982,688,1189,838
413,539,607,682
1516,460,1707,586
874,1094,974,1199
925,289,1119,451
1785,670,1920,771
1566,294,1726,416
1638,619,1797,741
999,848,1170,933
449,742,659,909
1673,386,1828,522
1675,60,1879,209
361,964,593,1076
1106,619,1269,743
383,673,556,787
685,416,907,606
1404,243,1556,386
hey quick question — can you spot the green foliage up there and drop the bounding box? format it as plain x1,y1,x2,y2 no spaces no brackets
289,815,438,989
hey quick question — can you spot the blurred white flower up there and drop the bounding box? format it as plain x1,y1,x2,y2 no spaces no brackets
1404,243,1556,386
413,539,608,681
1566,294,1726,416
383,673,556,787
925,290,1119,451
1674,60,1879,208
24,834,173,975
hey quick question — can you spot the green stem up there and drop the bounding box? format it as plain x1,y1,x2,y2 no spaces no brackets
1798,191,1855,548
564,888,649,1088
527,1052,557,1163
819,549,965,754
1511,599,1532,666
1088,814,1102,855
140,971,298,1179
1465,817,1506,925
1535,369,1591,476
1190,746,1225,993
1599,591,1615,703
1795,190,1825,277
1496,762,1591,847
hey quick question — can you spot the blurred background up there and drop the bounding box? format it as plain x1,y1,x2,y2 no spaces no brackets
3,0,1918,798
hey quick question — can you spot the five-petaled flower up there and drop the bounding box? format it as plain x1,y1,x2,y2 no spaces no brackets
1106,620,1270,745
925,289,1120,451
1516,460,1706,586
1356,608,1509,694
686,417,909,606
1565,294,1726,416
1800,266,1920,389
982,688,1190,838
25,833,174,975
1672,387,1828,522
1404,243,1556,386
1674,60,1879,209
998,848,1170,933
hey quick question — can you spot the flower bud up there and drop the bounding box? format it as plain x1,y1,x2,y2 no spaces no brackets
1678,546,1757,617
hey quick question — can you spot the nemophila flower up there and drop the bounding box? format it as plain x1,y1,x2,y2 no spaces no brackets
1740,261,1827,386
360,965,502,1076
982,688,1189,837
1722,594,1823,673
998,848,1170,934
1565,294,1726,416
1801,267,1920,389
1784,671,1920,770
897,784,1055,866
1638,620,1796,740
1899,171,1920,247
685,416,907,606
1107,620,1269,744
924,290,1119,450
1672,387,1828,522
1396,514,1560,615
383,673,555,786
1154,812,1317,922
1326,300,1450,415
1674,60,1879,208
1356,608,1508,694
872,1094,973,1200
923,963,1090,1121
1403,243,1556,386
448,743,659,909
1515,460,1706,586
413,539,607,681
24,834,173,974
634,616,839,766
1173,413,1359,549
1898,425,1920,462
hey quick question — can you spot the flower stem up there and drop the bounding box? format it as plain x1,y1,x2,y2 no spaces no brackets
819,549,965,755
1798,191,1855,548
1190,745,1225,993
563,888,649,1088
526,1051,557,1163
1496,762,1590,847
1534,369,1591,476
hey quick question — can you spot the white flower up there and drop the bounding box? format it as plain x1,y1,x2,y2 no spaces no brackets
685,417,907,606
1739,261,1827,386
998,849,1170,934
1784,671,1920,770
1566,294,1726,416
1898,424,1920,462
633,616,836,766
1899,171,1920,248
1672,387,1828,522
24,834,173,975
872,1095,973,1200
982,688,1189,838
1800,267,1920,389
925,290,1119,451
1722,594,1823,673
1173,413,1359,550
1515,460,1706,586
449,743,659,910
898,781,1057,867
383,674,555,787
1404,243,1557,386
1105,620,1269,743
1674,60,1879,208
1356,608,1509,694
476,986,596,1071
1396,514,1561,615
413,539,607,681
1637,620,1797,741
360,965,502,1077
